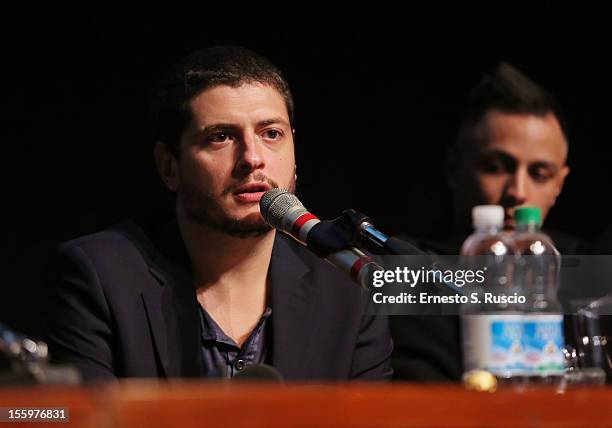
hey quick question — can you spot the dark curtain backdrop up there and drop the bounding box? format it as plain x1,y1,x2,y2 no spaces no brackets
2,3,612,335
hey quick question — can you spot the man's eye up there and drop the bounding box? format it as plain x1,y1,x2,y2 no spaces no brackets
530,167,553,183
479,160,505,174
207,132,231,143
262,129,282,140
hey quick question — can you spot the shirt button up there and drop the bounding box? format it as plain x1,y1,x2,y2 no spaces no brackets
235,359,246,371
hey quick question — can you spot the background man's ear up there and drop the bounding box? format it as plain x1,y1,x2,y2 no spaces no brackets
554,165,570,201
154,142,179,192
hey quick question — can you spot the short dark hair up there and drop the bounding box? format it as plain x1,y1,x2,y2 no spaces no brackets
151,46,294,156
457,62,568,147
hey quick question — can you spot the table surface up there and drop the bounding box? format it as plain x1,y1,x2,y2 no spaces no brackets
0,381,611,427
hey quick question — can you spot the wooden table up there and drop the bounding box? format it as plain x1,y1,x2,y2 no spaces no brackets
1,382,611,427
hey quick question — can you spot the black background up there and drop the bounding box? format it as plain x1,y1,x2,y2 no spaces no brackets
2,3,612,334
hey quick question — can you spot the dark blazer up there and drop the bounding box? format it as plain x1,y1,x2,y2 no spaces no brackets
43,219,393,381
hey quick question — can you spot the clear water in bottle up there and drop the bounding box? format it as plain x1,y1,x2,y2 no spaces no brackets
512,206,565,384
461,205,525,385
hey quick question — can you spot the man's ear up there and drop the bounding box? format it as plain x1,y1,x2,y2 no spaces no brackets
154,142,179,192
554,165,570,199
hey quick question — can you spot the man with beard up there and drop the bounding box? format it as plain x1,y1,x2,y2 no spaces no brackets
43,46,393,381
410,63,573,255
392,63,577,382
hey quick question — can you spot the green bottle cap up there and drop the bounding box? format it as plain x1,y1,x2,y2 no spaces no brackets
515,206,542,226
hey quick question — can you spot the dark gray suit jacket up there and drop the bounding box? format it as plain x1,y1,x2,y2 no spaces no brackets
43,219,393,381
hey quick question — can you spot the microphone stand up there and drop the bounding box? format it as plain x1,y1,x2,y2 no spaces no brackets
337,209,426,256
336,210,466,297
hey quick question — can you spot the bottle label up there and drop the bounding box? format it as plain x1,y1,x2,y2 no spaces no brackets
522,314,565,375
462,314,525,376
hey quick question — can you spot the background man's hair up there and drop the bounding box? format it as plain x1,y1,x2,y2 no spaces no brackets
151,45,294,156
456,62,569,147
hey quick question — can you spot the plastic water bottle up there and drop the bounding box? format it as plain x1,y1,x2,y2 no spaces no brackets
512,207,565,384
461,205,525,384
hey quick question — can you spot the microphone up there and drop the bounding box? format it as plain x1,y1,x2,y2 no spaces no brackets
260,189,382,288
1,323,81,385
232,364,283,382
260,189,465,297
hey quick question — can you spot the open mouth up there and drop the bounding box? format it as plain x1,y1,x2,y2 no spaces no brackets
233,182,272,202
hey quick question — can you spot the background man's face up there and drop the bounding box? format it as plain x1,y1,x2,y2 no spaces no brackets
176,82,296,237
455,110,569,230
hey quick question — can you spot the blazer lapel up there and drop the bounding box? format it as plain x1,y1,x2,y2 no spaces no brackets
135,220,203,378
141,267,203,378
270,234,318,379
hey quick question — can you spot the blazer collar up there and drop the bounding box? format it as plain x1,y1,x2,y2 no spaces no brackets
269,233,319,379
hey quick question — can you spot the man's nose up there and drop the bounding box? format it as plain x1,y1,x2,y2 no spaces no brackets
236,133,265,173
505,168,529,205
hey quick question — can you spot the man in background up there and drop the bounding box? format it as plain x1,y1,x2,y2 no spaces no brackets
392,63,575,381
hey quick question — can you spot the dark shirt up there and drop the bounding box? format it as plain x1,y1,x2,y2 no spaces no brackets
199,305,272,378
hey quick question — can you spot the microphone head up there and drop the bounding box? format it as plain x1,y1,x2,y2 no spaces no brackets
232,364,284,383
260,189,304,229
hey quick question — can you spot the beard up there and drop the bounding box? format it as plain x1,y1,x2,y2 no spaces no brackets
179,171,296,239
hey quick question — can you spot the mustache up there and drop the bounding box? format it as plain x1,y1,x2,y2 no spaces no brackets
223,172,279,195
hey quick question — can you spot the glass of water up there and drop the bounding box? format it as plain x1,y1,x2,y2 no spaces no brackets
563,297,611,386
